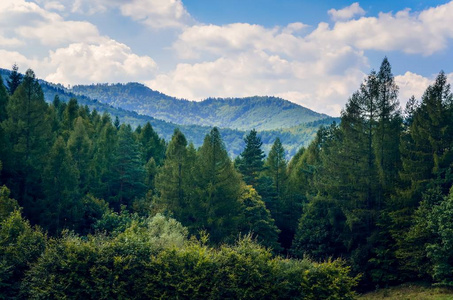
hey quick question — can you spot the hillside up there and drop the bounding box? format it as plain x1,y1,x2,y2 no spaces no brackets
71,82,329,131
0,68,335,157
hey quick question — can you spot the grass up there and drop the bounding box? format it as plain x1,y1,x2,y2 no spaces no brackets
358,283,453,300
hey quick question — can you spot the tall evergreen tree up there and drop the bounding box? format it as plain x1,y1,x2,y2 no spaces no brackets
264,138,294,249
391,71,453,279
6,64,22,95
111,124,146,209
41,136,80,234
235,129,265,187
195,127,243,243
89,115,117,201
68,117,92,194
137,122,166,166
2,69,52,221
154,129,195,226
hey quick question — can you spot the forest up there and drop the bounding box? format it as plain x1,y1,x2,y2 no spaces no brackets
0,57,452,298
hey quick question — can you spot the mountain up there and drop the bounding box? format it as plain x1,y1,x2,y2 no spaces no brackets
71,82,329,131
0,69,338,157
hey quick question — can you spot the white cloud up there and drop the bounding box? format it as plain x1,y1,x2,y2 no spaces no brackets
395,71,453,108
395,72,432,103
0,0,159,86
315,2,453,55
0,0,101,47
328,2,365,21
121,0,193,29
16,20,100,47
45,41,158,85
35,0,193,29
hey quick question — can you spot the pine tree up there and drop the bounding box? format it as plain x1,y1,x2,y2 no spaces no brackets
41,136,80,234
2,69,52,221
111,124,146,209
67,117,92,194
154,129,195,225
6,64,22,95
235,129,265,186
374,57,402,204
89,116,117,201
391,71,453,279
137,122,166,165
264,138,294,249
61,98,79,139
195,127,243,243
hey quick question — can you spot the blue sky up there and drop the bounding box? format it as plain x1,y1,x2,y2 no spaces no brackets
0,0,452,116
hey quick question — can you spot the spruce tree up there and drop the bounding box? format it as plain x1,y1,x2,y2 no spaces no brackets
6,64,22,95
154,129,195,226
195,127,243,243
67,117,92,194
2,69,52,221
41,136,80,234
111,124,146,209
138,122,166,165
235,129,265,186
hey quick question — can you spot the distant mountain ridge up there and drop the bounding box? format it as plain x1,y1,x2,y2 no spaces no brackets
71,82,329,131
0,68,338,157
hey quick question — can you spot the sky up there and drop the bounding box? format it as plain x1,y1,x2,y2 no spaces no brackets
0,0,452,116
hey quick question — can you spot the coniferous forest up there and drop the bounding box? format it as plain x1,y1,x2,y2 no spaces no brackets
1,58,453,298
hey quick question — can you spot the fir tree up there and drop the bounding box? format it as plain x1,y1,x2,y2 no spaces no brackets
41,136,80,234
235,129,265,186
154,129,195,226
111,124,146,209
2,69,52,221
6,64,22,95
195,127,243,243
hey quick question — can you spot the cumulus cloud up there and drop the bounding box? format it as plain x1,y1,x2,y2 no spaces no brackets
328,2,365,21
45,41,158,85
316,2,453,55
120,0,193,29
0,0,100,47
395,72,432,103
0,0,159,87
395,71,453,108
35,0,193,29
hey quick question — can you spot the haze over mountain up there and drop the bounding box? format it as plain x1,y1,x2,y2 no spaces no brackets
71,83,329,131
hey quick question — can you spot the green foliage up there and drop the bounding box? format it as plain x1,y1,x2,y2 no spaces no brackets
154,129,195,224
6,64,22,96
42,136,80,234
23,223,357,299
292,196,346,260
2,69,52,223
0,185,18,221
0,210,46,299
238,185,281,252
194,127,244,243
70,82,328,131
110,124,146,209
235,129,265,186
425,188,453,286
0,74,8,123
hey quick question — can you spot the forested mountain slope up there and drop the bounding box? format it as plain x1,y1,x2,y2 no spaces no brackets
0,69,335,157
71,82,329,131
